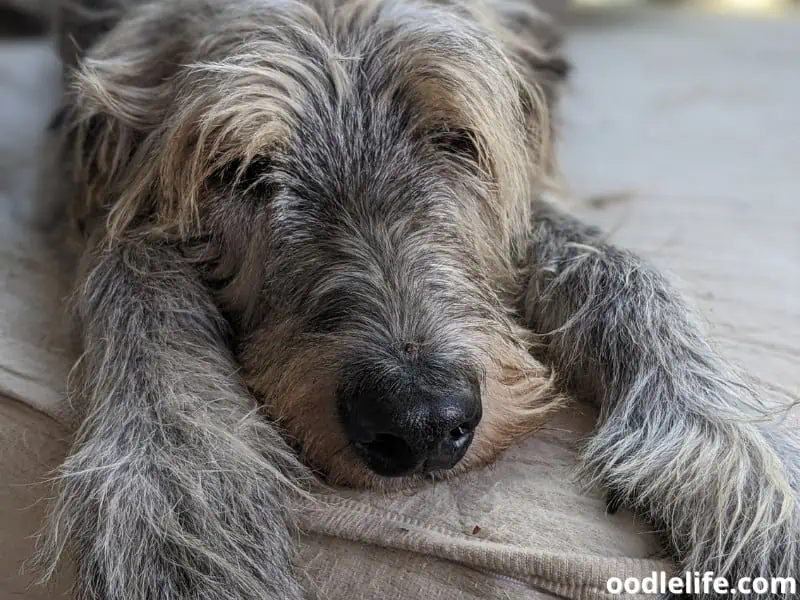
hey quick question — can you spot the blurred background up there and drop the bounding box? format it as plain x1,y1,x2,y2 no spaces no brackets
572,0,799,14
578,0,798,13
2,0,799,38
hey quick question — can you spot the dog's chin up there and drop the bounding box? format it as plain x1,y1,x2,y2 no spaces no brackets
326,460,473,491
311,437,489,491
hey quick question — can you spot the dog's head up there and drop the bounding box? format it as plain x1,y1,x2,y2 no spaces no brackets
65,0,568,487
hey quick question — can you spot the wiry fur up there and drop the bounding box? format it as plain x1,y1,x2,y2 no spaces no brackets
523,197,800,590
38,237,312,600
35,0,800,599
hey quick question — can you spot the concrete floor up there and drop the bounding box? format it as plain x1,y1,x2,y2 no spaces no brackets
560,8,800,395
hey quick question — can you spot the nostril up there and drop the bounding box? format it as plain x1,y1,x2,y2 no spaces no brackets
450,423,472,441
449,421,476,453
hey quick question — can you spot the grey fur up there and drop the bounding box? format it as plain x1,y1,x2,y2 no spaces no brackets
523,196,800,591
34,0,799,599
38,238,311,600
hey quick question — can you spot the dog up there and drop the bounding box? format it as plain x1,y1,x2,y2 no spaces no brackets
34,0,800,598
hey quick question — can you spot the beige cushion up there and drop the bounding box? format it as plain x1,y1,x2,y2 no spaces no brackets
1,9,799,600
0,397,73,599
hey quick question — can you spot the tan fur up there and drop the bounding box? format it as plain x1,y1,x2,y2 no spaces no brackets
245,319,564,487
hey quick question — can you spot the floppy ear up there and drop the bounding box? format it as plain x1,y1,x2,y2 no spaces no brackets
492,0,571,109
56,0,128,73
75,3,190,124
58,1,189,238
486,0,570,178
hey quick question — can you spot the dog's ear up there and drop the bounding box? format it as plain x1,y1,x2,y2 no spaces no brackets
492,0,571,108
57,0,128,73
60,2,190,238
69,3,187,132
489,0,570,174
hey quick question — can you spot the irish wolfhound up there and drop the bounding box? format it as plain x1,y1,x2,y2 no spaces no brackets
35,0,799,598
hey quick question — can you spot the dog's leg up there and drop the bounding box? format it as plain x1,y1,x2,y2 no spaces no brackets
36,237,308,600
520,196,799,594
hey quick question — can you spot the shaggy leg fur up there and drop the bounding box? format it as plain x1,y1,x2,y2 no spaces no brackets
522,196,799,597
35,238,309,600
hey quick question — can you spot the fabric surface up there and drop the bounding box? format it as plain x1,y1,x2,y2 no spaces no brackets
1,8,798,600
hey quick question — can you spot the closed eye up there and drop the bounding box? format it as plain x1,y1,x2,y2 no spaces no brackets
428,126,482,168
208,155,281,198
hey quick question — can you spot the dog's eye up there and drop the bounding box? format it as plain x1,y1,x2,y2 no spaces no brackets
209,156,280,197
430,126,482,166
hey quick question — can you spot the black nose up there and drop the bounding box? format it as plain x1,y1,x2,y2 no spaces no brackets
338,371,482,477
